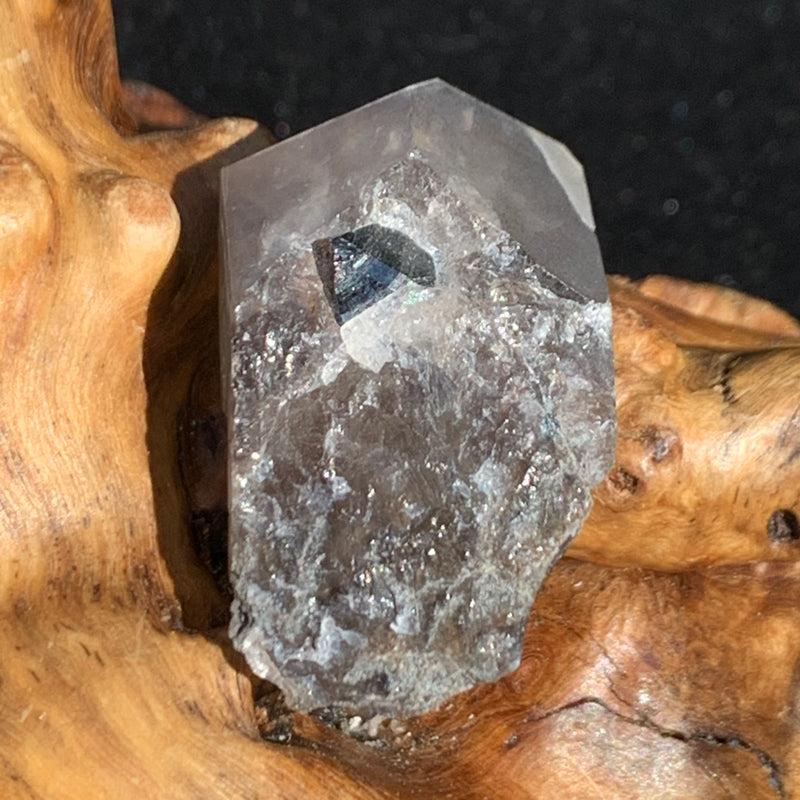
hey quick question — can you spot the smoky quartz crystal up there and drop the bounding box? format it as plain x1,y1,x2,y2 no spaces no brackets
220,79,616,716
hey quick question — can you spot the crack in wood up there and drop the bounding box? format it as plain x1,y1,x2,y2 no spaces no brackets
524,696,785,799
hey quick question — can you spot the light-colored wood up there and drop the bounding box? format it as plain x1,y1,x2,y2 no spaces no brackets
571,275,800,570
1,2,798,797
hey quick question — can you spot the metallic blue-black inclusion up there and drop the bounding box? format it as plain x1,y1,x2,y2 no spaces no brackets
331,237,400,323
312,225,436,324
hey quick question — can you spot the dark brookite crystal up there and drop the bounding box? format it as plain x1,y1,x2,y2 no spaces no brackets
313,225,436,324
220,80,616,716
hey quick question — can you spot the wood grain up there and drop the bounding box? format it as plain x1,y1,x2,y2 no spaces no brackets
1,2,798,797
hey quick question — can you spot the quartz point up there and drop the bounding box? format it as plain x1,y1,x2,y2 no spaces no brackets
220,79,616,716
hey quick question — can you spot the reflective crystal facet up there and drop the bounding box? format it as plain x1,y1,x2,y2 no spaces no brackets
313,225,436,323
220,79,616,716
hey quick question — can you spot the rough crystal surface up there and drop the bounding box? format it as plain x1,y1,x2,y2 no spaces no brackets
220,79,616,716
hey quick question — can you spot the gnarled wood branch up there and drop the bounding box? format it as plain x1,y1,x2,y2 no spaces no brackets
1,3,799,798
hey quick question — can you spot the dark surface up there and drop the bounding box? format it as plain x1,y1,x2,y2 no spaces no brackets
112,0,800,318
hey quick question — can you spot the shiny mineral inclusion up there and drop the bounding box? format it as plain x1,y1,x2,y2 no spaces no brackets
313,225,435,324
220,79,616,716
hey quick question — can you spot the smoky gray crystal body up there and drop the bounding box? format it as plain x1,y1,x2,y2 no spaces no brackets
220,79,616,716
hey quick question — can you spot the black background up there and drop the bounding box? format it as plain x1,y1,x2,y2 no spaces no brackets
112,0,800,317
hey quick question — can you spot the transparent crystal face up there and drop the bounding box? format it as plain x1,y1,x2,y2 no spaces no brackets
220,80,616,717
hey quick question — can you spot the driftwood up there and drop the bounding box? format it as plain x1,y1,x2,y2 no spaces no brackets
2,2,800,797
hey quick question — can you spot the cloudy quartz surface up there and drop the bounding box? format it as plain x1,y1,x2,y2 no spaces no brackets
220,80,615,715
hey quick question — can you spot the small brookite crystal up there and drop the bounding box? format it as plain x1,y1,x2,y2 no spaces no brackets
220,79,616,716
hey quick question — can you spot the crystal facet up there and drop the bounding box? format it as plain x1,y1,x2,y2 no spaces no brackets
313,225,436,324
220,79,616,716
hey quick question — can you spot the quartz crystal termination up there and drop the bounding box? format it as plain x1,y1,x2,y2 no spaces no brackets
220,79,616,716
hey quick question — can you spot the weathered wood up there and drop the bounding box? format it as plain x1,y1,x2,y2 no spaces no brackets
1,2,798,797
572,275,800,571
